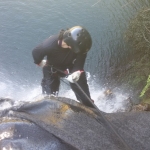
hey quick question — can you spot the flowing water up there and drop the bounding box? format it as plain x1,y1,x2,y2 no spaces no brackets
0,0,149,113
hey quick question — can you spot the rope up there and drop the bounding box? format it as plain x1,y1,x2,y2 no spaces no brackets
74,81,132,150
49,66,133,150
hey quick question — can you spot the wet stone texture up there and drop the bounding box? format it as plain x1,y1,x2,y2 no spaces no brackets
0,97,150,150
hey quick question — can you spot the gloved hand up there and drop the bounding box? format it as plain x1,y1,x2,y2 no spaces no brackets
65,70,84,83
38,60,46,67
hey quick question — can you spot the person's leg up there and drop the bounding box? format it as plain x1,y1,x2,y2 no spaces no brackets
41,66,60,96
70,72,94,108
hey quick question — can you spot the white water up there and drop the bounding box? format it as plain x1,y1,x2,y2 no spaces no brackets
0,72,131,113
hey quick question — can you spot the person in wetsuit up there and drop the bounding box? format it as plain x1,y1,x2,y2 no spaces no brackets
32,26,94,108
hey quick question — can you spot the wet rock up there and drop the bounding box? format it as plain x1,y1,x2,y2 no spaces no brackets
131,103,150,112
103,89,114,99
0,97,150,150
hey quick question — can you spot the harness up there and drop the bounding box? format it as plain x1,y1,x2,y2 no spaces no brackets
47,49,75,76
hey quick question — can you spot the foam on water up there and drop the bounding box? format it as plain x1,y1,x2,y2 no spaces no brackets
0,72,132,113
91,88,132,113
0,80,40,101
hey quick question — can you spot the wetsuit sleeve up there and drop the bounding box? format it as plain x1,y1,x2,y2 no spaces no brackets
32,37,54,65
71,53,87,73
32,44,47,65
32,35,58,65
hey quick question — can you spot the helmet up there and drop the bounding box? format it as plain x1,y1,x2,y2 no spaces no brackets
63,26,92,53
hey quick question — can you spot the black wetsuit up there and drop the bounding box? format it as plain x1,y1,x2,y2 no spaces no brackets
32,35,93,108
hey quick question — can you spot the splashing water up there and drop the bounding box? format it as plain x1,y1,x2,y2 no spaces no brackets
0,72,132,113
91,88,132,113
0,81,41,102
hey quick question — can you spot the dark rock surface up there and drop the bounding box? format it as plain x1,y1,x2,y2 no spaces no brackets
0,97,149,150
